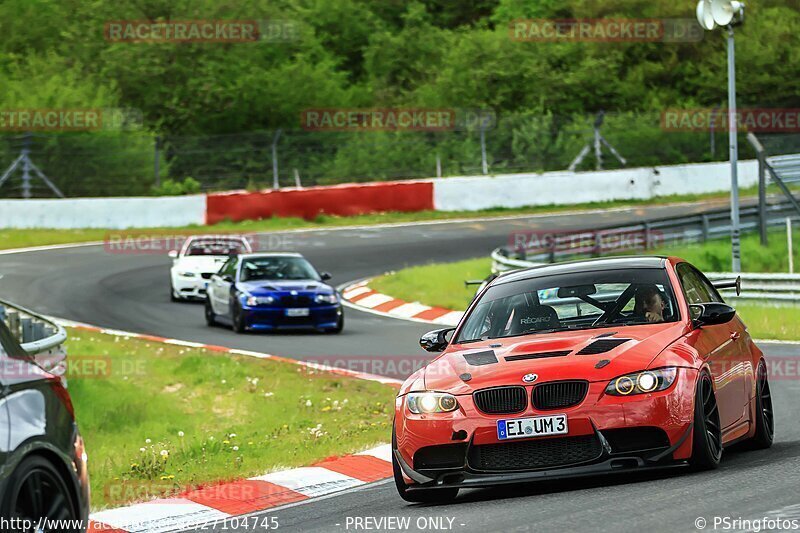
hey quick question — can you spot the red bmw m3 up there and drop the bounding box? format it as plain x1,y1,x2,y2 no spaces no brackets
392,257,774,503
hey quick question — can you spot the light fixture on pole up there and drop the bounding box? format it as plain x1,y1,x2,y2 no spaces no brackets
696,0,745,273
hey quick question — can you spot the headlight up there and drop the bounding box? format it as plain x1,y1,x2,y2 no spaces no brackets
245,296,275,306
315,293,339,304
178,271,196,278
406,392,459,414
605,368,677,396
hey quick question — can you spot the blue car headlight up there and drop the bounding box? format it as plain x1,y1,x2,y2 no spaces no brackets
315,293,339,304
245,295,276,306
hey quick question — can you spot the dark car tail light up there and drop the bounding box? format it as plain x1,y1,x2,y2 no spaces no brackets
48,377,75,418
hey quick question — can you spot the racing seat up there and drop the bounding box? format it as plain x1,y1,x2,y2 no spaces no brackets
508,299,560,335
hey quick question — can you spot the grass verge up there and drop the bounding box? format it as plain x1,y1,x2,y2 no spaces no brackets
65,328,395,510
368,237,800,340
0,189,750,251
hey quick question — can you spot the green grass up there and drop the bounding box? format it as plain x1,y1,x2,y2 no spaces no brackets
65,328,395,510
368,235,800,340
371,258,491,311
0,188,750,251
637,229,800,273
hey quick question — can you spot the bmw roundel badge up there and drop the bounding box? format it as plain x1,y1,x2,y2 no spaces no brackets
522,373,538,383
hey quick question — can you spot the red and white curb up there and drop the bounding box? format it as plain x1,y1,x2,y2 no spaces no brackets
45,318,400,532
89,445,393,532
53,318,402,387
341,280,463,326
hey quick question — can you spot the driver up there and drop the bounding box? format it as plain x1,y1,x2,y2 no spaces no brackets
634,284,666,323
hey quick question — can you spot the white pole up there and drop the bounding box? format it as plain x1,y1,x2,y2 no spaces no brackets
727,27,741,273
788,217,794,274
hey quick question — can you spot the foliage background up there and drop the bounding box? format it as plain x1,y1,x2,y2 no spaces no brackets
0,0,798,195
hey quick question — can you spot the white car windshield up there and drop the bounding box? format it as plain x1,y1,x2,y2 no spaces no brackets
185,239,247,256
455,268,678,344
240,257,320,282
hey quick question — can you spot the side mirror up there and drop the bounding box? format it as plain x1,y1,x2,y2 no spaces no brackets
319,271,332,281
420,328,456,353
168,250,178,259
690,303,736,328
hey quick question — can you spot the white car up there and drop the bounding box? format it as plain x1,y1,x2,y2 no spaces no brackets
169,235,253,301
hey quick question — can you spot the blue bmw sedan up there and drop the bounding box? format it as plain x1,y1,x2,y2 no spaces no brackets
204,253,343,333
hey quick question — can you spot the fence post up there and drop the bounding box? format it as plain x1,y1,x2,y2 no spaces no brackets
271,129,282,189
436,153,442,178
644,223,651,250
758,148,768,246
8,311,20,341
21,317,33,343
154,135,161,188
480,122,488,175
701,215,710,242
789,218,795,275
593,231,602,257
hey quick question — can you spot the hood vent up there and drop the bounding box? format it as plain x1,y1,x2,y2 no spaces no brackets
577,338,630,355
505,350,571,362
462,350,498,366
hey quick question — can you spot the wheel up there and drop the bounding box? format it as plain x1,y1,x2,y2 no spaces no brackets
745,360,774,450
325,313,344,334
690,373,723,470
204,298,217,327
392,426,458,504
232,301,246,333
0,456,79,532
170,283,180,302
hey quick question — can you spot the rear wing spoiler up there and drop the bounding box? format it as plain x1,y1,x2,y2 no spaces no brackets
712,276,741,296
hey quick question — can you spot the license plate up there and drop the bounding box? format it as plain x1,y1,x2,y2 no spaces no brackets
497,414,568,440
286,308,310,317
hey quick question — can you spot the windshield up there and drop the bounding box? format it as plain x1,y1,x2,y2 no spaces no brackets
185,239,247,257
455,268,678,344
240,257,320,282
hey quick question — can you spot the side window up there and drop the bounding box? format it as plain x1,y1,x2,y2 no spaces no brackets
696,271,725,304
218,258,236,278
677,264,713,304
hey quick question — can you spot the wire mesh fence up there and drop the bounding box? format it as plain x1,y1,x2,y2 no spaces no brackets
1,112,798,198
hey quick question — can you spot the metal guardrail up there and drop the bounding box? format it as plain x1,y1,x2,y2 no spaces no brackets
491,251,800,302
0,299,67,372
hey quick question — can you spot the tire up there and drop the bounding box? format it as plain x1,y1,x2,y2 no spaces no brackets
325,314,344,334
745,360,774,450
690,372,723,470
170,283,180,302
204,298,217,327
232,301,246,333
392,426,458,504
0,455,79,532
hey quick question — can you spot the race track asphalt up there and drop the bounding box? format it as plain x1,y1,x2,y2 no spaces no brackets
1,198,798,533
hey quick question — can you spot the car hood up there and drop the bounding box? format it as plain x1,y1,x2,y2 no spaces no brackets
174,256,228,273
238,280,333,295
423,323,688,394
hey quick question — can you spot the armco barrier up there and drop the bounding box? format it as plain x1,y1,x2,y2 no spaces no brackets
206,181,434,224
0,299,68,372
491,249,800,302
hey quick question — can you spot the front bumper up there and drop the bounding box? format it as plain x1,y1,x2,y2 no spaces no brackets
241,304,342,330
172,274,211,299
394,369,698,489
